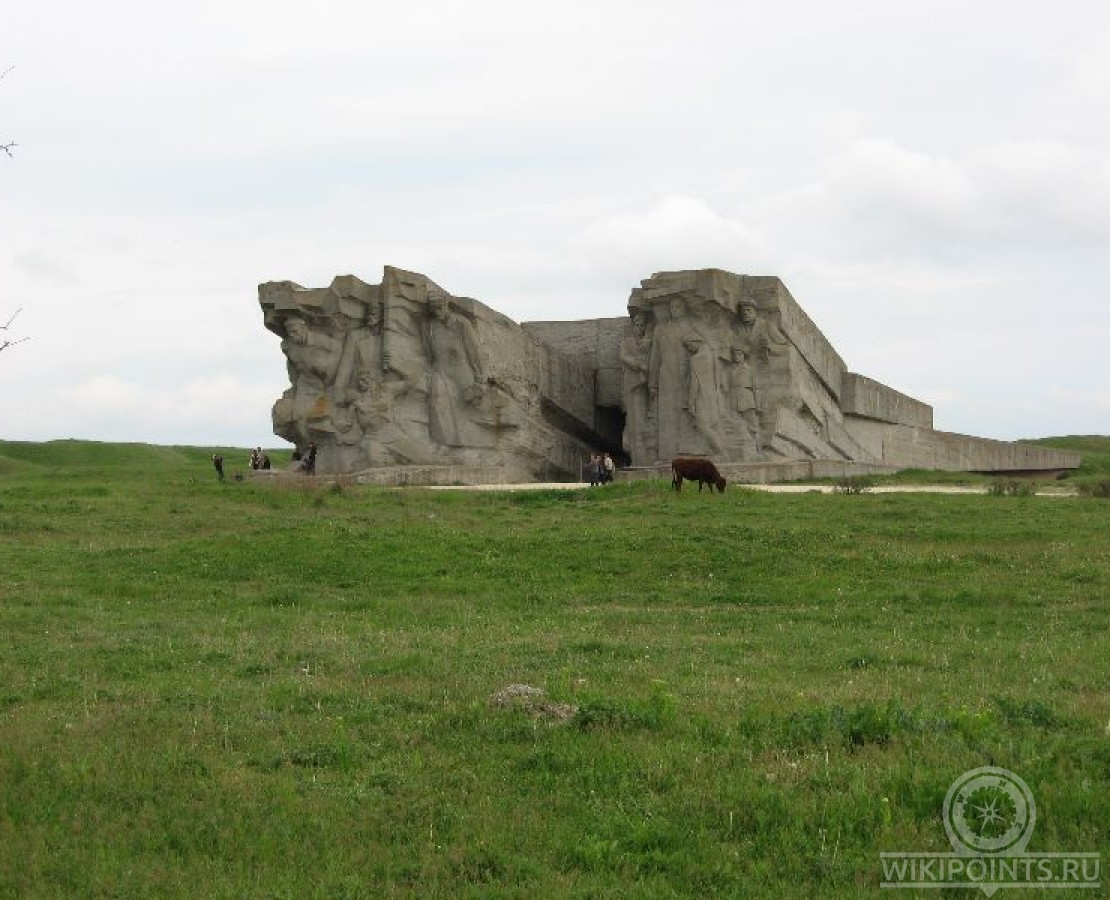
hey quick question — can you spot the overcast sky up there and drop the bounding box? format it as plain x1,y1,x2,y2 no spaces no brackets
3,1,1108,449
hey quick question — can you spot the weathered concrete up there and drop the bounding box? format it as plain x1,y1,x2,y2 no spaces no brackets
842,418,1080,473
753,276,847,402
260,265,1082,482
354,465,512,487
841,373,933,428
616,460,900,485
522,318,626,408
260,267,608,480
521,317,627,452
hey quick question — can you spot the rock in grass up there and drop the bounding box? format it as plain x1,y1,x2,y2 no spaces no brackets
489,684,577,723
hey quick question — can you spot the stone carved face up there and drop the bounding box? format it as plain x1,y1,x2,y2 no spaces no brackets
285,317,309,344
429,292,450,322
739,302,757,325
669,297,686,319
631,313,647,337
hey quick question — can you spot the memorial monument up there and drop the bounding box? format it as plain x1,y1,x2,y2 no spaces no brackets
259,266,1080,482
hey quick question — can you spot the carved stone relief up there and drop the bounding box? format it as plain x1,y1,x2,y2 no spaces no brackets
260,268,593,478
619,310,654,464
261,265,1081,480
626,272,800,465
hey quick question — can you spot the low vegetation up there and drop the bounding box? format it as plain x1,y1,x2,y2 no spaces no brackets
987,477,1038,496
1032,434,1110,485
831,475,874,494
1,439,1108,898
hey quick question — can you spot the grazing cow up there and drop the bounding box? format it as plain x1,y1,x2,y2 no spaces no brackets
671,457,726,493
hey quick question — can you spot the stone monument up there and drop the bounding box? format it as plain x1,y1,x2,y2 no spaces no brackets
260,266,1080,482
260,267,595,480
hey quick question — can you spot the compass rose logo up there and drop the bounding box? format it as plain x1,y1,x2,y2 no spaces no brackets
943,767,1037,855
882,765,1099,893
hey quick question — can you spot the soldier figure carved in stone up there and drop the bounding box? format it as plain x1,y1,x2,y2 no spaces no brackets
620,310,654,462
273,314,343,447
424,290,486,449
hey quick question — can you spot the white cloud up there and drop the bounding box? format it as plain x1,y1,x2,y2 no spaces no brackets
1048,388,1110,414
809,138,1110,257
572,195,774,277
2,1,1109,446
10,374,282,447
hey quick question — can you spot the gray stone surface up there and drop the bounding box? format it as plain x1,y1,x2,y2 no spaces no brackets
841,419,1080,473
260,265,1082,481
260,267,605,479
841,373,933,428
624,269,856,465
617,460,900,484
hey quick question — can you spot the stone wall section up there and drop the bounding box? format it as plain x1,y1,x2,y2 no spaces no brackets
841,373,934,428
261,265,1082,480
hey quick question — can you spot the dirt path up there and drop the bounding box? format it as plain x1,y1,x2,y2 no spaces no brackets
425,482,1077,496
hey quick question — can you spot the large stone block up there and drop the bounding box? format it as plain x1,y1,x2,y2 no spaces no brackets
260,265,1081,481
259,267,607,480
841,373,933,428
522,318,626,408
842,420,1081,473
620,269,860,465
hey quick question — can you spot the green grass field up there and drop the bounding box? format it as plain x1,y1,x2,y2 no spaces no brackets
1,440,1108,898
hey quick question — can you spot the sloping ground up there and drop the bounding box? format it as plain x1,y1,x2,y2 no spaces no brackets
0,440,292,480
1028,435,1110,478
0,440,200,472
1,437,1109,897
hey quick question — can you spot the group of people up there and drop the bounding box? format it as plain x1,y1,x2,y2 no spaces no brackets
248,447,272,470
212,448,275,482
587,452,615,486
212,445,326,481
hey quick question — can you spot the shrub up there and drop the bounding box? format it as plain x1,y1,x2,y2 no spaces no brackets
988,478,1036,496
1078,479,1110,498
833,476,874,495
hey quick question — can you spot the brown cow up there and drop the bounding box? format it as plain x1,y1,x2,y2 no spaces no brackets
671,457,726,493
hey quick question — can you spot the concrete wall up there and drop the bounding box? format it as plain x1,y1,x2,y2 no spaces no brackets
617,459,900,485
750,277,848,402
841,373,933,428
263,266,1083,483
522,317,627,407
842,417,1081,472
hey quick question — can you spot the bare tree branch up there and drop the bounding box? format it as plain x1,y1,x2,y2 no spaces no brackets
2,65,13,158
1,308,30,353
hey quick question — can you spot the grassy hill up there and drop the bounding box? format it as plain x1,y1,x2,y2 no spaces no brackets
1,439,1108,897
0,438,293,477
1028,434,1110,478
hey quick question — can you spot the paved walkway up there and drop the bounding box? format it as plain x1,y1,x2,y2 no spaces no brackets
425,482,1076,496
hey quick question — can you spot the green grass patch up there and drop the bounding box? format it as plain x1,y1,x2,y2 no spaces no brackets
0,439,1108,897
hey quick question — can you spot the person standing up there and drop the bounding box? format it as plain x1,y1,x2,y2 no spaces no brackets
587,453,601,486
304,442,317,476
602,452,615,484
212,454,225,481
